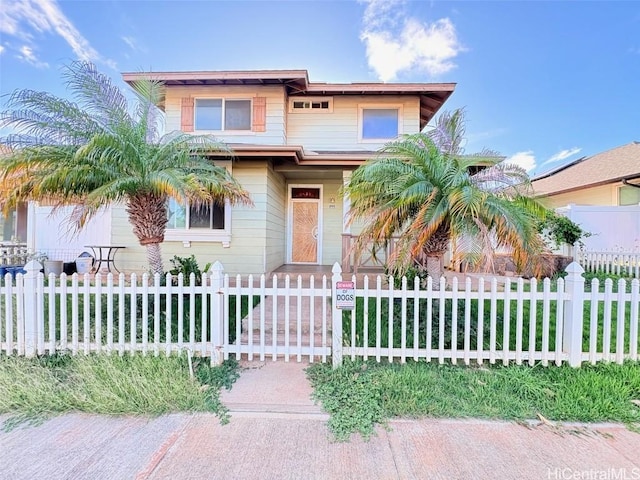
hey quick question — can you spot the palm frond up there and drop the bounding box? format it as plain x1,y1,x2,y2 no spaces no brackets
0,62,252,269
63,61,130,130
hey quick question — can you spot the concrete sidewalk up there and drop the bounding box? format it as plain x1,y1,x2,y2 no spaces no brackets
1,361,639,480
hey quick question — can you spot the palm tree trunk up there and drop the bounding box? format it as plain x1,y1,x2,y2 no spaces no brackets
126,192,168,274
146,242,164,276
425,254,445,285
415,224,450,289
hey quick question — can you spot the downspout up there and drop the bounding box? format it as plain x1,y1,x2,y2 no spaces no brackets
622,178,640,189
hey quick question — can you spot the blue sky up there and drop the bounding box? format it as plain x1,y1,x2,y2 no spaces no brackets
1,0,639,176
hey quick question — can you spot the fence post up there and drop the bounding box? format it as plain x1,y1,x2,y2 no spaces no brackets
563,261,585,367
331,262,343,368
209,261,225,365
23,261,42,357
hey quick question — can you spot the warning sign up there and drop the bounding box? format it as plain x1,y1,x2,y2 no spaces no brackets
335,281,355,310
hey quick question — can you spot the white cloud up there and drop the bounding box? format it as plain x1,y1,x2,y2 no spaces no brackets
360,0,464,81
121,35,147,56
541,147,581,166
122,36,137,51
507,151,536,173
0,0,115,68
17,44,48,68
0,45,4,55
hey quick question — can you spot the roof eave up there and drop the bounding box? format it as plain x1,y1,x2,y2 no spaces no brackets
534,176,631,198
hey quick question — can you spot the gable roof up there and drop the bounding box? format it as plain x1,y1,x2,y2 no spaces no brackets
121,69,455,129
531,142,640,197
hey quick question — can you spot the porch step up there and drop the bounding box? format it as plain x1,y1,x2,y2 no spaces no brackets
238,295,331,349
241,317,328,335
241,296,329,335
239,331,330,348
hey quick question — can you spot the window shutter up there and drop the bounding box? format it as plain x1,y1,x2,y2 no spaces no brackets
252,97,266,132
181,97,194,132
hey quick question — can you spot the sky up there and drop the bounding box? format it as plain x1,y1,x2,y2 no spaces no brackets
1,0,639,177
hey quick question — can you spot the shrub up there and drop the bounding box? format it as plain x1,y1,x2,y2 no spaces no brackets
538,212,591,248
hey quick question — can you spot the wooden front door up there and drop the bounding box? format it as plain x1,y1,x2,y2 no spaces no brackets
289,187,321,264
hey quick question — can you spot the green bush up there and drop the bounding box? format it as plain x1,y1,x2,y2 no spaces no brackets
538,211,591,248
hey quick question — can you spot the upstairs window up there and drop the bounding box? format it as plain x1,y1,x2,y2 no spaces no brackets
361,108,400,140
289,97,333,113
195,99,251,131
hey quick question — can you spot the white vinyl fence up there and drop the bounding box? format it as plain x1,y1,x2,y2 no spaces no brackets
0,261,639,368
577,250,640,278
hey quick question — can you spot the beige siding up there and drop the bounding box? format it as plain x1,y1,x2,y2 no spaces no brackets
321,181,343,264
264,165,286,272
541,184,618,209
165,86,286,145
286,95,421,151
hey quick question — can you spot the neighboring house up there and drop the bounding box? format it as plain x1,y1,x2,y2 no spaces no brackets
532,142,640,251
29,69,455,274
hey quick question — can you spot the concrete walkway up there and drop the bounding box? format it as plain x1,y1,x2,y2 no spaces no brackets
2,361,639,480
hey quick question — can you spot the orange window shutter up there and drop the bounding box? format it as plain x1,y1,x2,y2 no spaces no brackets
252,97,266,132
181,97,194,132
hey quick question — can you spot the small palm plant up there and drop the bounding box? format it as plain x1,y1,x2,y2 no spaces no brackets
0,61,252,274
345,111,547,282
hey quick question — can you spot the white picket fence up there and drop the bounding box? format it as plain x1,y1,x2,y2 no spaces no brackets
0,264,228,362
577,250,640,278
0,261,639,368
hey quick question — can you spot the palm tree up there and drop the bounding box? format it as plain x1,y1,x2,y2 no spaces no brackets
345,110,546,282
0,61,252,274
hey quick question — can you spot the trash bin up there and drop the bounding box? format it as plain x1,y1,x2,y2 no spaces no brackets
63,262,77,275
5,266,26,278
75,252,94,274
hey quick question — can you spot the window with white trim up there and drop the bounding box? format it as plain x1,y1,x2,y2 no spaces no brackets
359,107,401,141
619,185,640,206
289,97,333,113
166,198,231,244
195,98,251,131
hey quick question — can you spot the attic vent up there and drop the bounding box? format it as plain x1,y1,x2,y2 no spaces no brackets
289,97,333,113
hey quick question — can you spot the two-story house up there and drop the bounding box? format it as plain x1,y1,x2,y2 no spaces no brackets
28,70,455,274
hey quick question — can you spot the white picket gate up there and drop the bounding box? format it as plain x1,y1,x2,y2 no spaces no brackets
0,261,639,368
222,273,332,363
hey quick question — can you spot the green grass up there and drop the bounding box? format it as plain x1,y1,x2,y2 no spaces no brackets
0,353,240,431
307,360,640,441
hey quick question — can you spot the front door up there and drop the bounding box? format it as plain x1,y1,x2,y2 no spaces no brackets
289,186,322,264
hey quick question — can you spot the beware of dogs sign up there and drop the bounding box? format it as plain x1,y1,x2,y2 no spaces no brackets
335,281,355,310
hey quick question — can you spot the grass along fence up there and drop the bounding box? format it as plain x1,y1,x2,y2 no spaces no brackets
578,249,640,278
0,261,639,368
